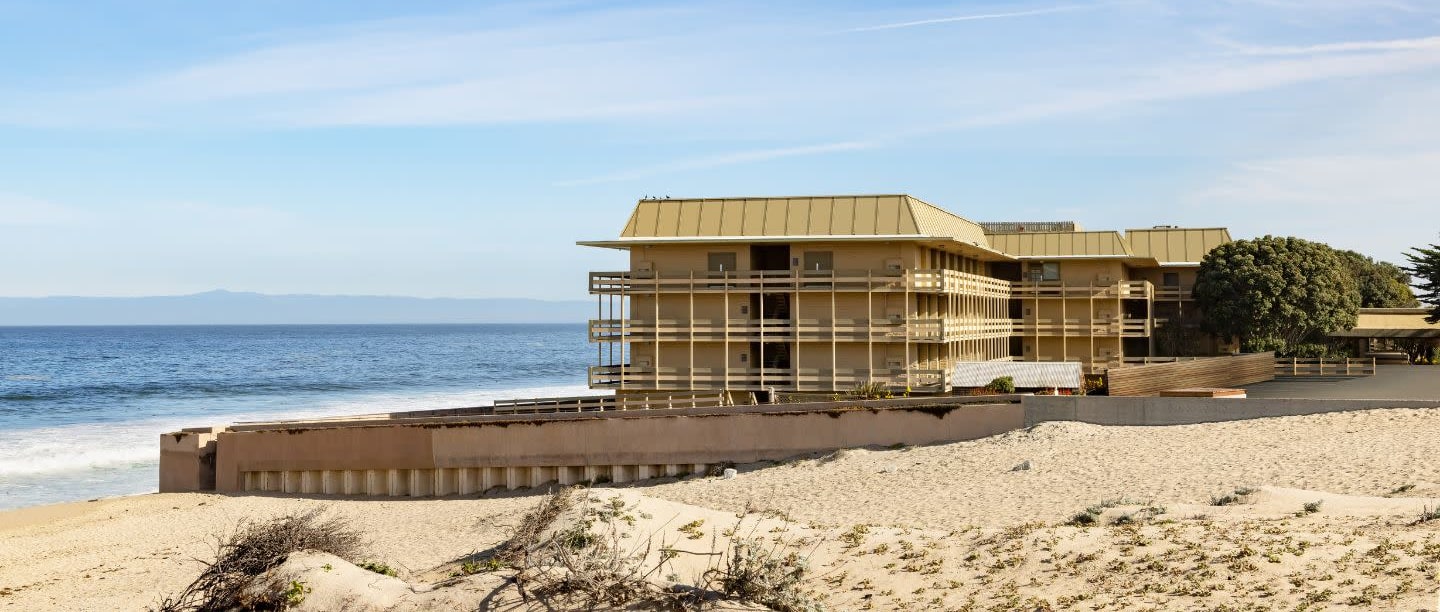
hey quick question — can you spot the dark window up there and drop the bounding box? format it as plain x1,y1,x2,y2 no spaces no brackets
1029,262,1060,281
707,252,737,272
802,251,833,271
1162,272,1180,287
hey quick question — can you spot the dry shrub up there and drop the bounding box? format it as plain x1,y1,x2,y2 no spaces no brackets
155,508,363,612
707,538,822,612
504,486,824,611
506,487,666,608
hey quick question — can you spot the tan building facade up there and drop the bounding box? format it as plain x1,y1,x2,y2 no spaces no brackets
580,195,1232,395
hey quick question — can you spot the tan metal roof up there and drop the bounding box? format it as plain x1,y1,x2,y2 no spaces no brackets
1330,308,1440,338
985,231,1135,257
615,195,989,243
1125,228,1232,264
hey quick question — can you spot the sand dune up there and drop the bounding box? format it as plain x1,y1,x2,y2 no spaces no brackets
5,408,1440,610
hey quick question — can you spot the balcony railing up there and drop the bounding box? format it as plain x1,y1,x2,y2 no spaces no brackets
588,317,1014,343
588,365,949,392
1009,280,1153,299
590,269,1012,299
1010,317,1151,337
1153,286,1194,301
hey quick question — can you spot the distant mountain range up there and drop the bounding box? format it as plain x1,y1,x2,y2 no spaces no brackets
0,290,593,325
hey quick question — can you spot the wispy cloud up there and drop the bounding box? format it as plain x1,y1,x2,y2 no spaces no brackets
1218,34,1440,56
556,141,875,186
841,4,1095,33
562,38,1440,184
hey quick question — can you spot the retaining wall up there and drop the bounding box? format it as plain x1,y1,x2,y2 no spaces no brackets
200,400,1024,495
162,393,1440,499
1023,395,1440,427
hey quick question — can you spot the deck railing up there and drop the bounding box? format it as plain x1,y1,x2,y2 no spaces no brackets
1153,286,1194,301
1010,317,1151,337
593,271,1195,305
590,269,1012,298
587,365,949,392
588,317,1014,343
1009,280,1152,299
491,392,732,414
1274,357,1377,377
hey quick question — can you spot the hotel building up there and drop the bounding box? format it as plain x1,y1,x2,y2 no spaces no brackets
580,195,1233,395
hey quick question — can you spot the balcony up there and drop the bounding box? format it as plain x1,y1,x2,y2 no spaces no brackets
1010,317,1151,337
589,317,1015,344
1153,286,1194,301
588,365,949,392
1009,280,1153,300
589,269,1012,299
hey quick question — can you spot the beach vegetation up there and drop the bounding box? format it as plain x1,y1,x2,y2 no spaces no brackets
847,381,892,400
154,508,364,612
1210,488,1257,506
356,561,397,577
280,580,309,608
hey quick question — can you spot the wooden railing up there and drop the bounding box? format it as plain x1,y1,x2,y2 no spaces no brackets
1010,317,1151,337
492,392,732,414
589,269,1012,298
588,365,949,392
1153,286,1194,301
1009,280,1152,299
588,317,1014,343
1274,357,1377,377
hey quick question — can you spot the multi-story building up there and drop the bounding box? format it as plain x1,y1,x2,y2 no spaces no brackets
580,195,1232,396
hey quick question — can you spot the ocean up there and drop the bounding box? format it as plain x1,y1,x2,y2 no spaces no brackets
0,324,598,511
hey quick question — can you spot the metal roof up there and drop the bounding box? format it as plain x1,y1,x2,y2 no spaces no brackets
952,361,1084,389
616,195,986,242
582,195,1009,258
1125,228,1232,264
984,231,1135,258
1329,308,1440,338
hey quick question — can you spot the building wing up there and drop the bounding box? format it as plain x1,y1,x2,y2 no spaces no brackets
1125,228,1232,264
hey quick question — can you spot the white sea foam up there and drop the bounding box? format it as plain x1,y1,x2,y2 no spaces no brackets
0,383,601,478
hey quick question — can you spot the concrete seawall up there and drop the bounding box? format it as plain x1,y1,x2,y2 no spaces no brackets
201,400,1025,495
162,394,1440,498
1023,396,1440,427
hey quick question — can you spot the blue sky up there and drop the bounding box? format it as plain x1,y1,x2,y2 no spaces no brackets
2,0,1438,300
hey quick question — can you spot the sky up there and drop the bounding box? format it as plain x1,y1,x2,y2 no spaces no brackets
1,0,1438,301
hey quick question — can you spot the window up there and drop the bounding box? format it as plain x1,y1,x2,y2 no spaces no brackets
1028,262,1060,281
707,252,737,273
802,251,834,271
1162,272,1180,287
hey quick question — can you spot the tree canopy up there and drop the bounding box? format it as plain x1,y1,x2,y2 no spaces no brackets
1337,249,1418,308
1405,242,1440,324
1193,236,1359,352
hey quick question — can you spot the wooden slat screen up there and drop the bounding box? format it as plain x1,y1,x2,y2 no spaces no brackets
1105,352,1276,397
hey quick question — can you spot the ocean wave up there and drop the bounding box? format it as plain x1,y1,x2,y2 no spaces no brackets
0,383,601,478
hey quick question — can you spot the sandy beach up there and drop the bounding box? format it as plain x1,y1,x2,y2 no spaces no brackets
7,407,1440,610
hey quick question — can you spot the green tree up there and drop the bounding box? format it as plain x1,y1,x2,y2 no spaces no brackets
1193,236,1359,352
1337,249,1419,308
1405,242,1440,323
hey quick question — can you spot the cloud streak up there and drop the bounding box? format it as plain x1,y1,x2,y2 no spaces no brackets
841,5,1094,33
556,141,875,186
1220,35,1440,56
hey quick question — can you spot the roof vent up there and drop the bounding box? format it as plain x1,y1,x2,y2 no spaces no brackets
1152,225,1179,229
